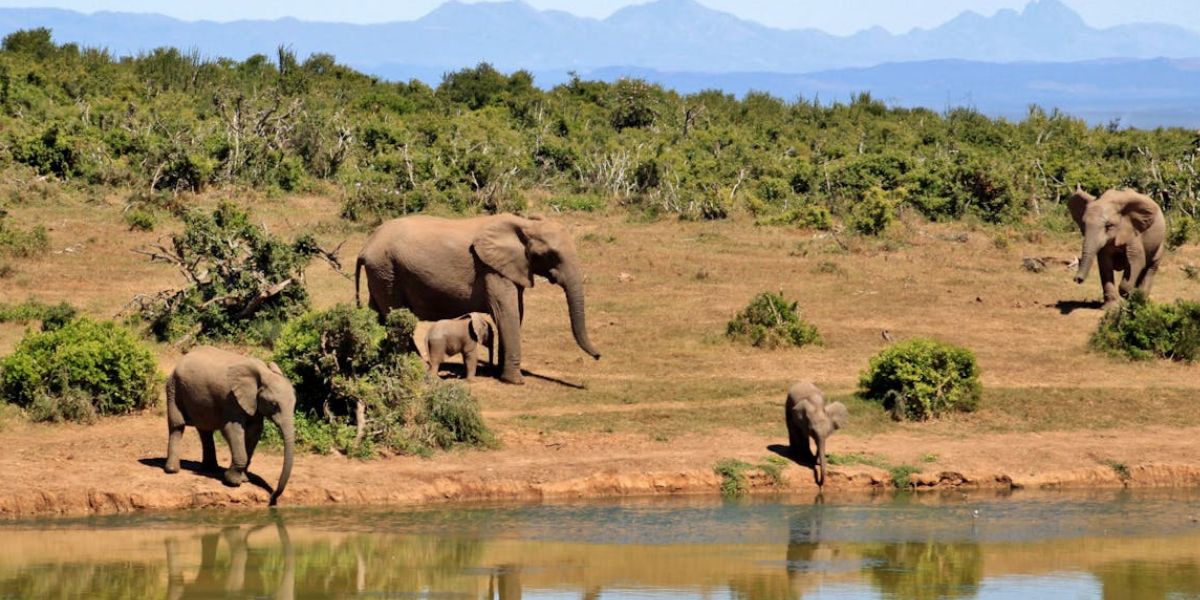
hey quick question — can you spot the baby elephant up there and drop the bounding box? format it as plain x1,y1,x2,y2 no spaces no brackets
165,346,295,504
785,381,848,488
426,313,494,381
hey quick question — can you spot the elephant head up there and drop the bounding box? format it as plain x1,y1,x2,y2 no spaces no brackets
229,361,295,505
467,313,493,348
472,216,602,360
1068,189,1160,285
807,399,848,487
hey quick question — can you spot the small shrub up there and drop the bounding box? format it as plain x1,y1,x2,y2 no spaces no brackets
1100,458,1131,481
1089,291,1200,362
858,338,982,420
0,318,159,419
849,187,900,236
547,194,605,213
123,208,157,232
887,464,921,488
1167,215,1196,250
0,215,48,258
726,292,822,349
755,205,832,230
1183,264,1200,281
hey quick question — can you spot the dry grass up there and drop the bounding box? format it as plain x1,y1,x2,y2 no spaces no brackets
3,192,1200,443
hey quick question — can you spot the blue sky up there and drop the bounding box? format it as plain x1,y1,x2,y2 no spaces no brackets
0,0,1195,34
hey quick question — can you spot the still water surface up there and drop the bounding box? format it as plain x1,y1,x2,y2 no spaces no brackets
2,490,1199,599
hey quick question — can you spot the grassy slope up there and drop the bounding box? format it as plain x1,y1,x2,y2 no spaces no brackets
2,191,1199,446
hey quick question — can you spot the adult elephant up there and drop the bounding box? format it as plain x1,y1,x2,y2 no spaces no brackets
355,213,601,385
1068,188,1165,309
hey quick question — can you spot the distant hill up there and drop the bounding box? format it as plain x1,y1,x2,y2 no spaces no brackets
1,0,1198,74
2,1,1200,127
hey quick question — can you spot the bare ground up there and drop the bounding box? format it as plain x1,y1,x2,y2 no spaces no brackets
3,193,1200,518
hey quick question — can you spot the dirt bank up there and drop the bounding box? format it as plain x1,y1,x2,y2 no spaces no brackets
3,413,1200,519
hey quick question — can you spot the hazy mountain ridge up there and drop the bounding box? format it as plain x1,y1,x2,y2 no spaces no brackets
1,0,1199,74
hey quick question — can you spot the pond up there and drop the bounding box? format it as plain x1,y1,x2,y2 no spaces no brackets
2,490,1199,599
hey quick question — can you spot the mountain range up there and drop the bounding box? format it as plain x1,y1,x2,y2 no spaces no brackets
1,1,1199,127
1,0,1198,74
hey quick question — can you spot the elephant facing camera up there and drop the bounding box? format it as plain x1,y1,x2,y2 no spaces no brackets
785,381,848,488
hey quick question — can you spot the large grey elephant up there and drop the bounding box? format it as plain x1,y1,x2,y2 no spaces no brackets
355,213,601,385
165,346,294,504
1068,189,1165,308
785,381,848,488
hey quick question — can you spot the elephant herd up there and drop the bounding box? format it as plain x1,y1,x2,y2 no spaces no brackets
161,188,1166,501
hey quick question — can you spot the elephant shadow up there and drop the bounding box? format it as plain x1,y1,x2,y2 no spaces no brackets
1052,299,1105,315
767,444,823,485
139,457,273,495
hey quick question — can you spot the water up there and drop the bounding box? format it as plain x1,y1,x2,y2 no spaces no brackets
2,490,1200,599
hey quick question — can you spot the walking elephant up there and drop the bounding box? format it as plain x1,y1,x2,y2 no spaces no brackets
165,346,295,505
785,381,848,488
355,214,601,385
1068,188,1165,308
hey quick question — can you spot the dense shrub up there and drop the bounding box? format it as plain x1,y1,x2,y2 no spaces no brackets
849,187,900,236
1090,291,1200,362
0,318,159,421
272,305,493,457
133,202,323,342
726,292,822,349
858,338,981,421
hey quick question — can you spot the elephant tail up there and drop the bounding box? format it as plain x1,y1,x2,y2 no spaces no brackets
354,255,365,309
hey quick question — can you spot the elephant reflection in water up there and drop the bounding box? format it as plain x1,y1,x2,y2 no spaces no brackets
165,520,294,600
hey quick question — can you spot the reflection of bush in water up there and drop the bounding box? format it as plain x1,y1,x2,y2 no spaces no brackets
864,542,983,600
0,563,166,598
1096,561,1200,600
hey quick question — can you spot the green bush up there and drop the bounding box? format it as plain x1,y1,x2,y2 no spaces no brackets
1090,291,1200,362
0,318,159,420
726,292,822,349
0,299,76,330
272,304,493,457
123,208,157,232
858,338,981,421
849,186,900,236
1167,215,1197,250
133,202,321,342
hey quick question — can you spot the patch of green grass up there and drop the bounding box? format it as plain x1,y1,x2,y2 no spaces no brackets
921,453,939,464
887,464,921,488
825,452,920,488
714,456,788,497
548,194,606,213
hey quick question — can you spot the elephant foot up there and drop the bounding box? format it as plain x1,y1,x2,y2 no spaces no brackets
164,461,180,474
223,468,247,487
499,370,525,385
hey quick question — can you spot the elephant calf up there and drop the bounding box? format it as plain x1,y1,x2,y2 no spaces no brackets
785,381,848,488
426,313,494,381
165,346,295,504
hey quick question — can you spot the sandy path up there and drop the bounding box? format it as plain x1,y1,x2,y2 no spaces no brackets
2,414,1199,518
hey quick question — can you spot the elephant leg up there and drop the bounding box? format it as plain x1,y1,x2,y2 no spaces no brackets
165,378,184,474
221,422,248,487
465,349,479,381
244,418,263,468
1098,253,1119,308
427,340,446,379
199,430,219,471
487,276,524,384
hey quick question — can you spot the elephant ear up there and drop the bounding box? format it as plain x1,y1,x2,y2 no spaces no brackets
468,313,486,343
472,219,533,288
1117,192,1159,233
826,402,849,431
227,363,262,417
266,361,285,377
1067,190,1095,234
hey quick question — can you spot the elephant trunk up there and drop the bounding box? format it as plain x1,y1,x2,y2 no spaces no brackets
560,265,601,360
816,438,827,488
270,413,294,506
1075,232,1103,284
